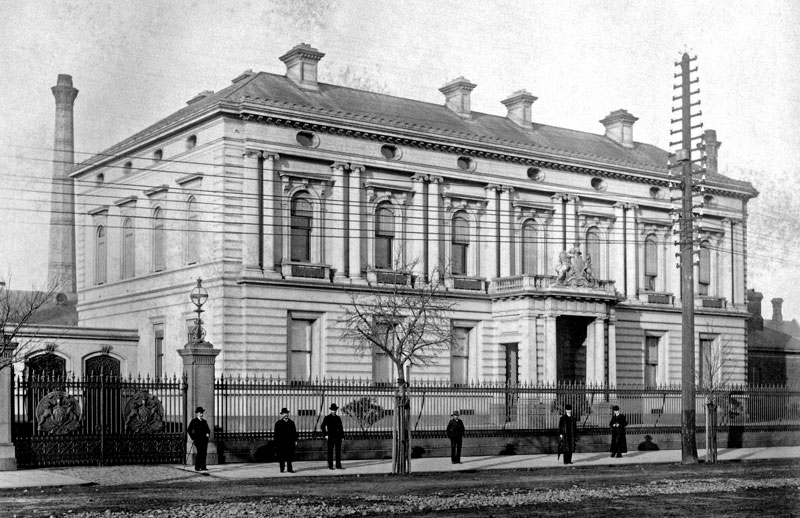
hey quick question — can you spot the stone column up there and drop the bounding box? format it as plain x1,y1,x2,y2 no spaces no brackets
178,340,221,465
241,150,263,277
329,163,348,279
625,204,639,299
348,165,364,281
428,176,442,282
519,313,538,384
611,203,627,296
551,193,568,251
0,342,17,470
408,175,427,276
589,318,605,385
566,195,580,247
543,315,557,384
499,186,514,277
608,314,617,387
483,185,499,280
262,153,281,277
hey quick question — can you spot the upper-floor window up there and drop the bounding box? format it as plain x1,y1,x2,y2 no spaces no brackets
644,235,658,291
375,204,394,269
290,194,313,262
95,225,107,285
451,214,470,276
585,229,601,278
152,207,166,272
185,197,199,265
522,220,537,275
698,241,711,296
121,217,135,279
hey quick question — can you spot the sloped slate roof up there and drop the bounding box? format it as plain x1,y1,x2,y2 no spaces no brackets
77,71,755,193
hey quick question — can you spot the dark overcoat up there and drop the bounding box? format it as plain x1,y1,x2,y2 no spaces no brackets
274,417,298,460
187,417,210,444
610,413,628,454
321,413,344,441
446,418,465,440
558,414,578,453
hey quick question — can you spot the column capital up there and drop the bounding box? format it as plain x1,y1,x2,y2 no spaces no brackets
566,194,580,202
263,152,280,161
330,162,349,171
499,185,515,194
243,149,263,159
485,183,501,193
349,164,366,174
411,173,429,183
551,193,569,202
428,175,443,184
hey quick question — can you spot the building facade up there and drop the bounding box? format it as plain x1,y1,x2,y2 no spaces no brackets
70,44,757,385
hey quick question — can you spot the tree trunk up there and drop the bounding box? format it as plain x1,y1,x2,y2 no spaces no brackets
705,398,718,463
392,377,411,474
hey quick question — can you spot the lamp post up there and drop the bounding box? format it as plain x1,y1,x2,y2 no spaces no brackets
189,278,208,345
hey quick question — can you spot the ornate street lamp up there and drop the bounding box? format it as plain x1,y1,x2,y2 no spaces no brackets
189,278,208,344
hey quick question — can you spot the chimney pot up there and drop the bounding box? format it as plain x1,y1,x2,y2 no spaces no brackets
747,289,764,330
280,43,325,91
703,129,722,175
439,77,477,119
771,297,784,324
599,109,638,148
501,90,538,127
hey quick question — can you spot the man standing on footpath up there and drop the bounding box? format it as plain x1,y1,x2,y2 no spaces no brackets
446,410,465,464
274,408,298,473
609,405,628,458
321,403,345,470
558,404,578,465
187,406,210,472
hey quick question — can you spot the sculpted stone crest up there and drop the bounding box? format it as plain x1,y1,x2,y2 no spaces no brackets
124,391,165,433
36,391,81,434
554,244,597,288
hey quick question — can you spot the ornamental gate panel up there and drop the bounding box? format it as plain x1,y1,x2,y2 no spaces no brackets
12,374,187,469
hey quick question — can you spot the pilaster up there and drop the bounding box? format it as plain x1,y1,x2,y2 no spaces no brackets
241,150,263,277
543,315,557,384
262,152,281,277
0,342,17,470
428,176,442,281
329,163,348,279
408,174,427,276
348,165,364,280
483,184,500,280
499,186,514,277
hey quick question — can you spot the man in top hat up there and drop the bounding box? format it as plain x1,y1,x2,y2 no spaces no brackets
320,403,345,469
187,406,210,471
446,410,466,464
274,408,298,473
558,404,579,465
609,405,628,458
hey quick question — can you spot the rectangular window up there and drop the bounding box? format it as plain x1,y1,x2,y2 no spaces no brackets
644,336,659,386
698,337,716,386
698,246,711,296
154,324,164,378
372,348,394,385
289,319,313,383
451,327,470,386
504,343,519,385
452,243,467,276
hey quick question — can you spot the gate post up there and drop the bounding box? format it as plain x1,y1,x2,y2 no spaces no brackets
0,342,17,470
178,340,220,465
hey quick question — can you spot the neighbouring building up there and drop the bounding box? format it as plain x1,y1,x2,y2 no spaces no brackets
747,290,800,385
67,44,757,386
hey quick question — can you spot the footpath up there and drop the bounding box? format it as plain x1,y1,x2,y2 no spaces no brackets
1,446,798,489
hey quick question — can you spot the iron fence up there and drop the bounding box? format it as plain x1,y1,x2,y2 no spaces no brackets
214,378,800,440
13,373,187,468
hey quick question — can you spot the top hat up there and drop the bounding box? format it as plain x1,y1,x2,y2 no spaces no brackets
195,406,205,414
612,405,620,411
451,410,460,416
564,404,572,411
280,407,290,414
330,403,339,411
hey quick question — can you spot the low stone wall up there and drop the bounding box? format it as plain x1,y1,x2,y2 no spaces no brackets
216,427,800,464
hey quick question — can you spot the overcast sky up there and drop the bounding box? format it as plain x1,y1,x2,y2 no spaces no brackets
1,0,798,318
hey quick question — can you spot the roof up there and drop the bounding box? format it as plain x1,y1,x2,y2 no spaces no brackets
1,290,78,327
74,71,756,194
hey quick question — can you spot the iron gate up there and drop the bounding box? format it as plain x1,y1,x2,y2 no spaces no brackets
13,373,187,468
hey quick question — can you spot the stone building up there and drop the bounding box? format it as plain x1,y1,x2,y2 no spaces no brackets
68,44,757,385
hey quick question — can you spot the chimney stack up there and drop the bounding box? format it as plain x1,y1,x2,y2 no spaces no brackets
703,129,721,175
279,43,325,91
501,90,538,127
439,77,476,119
48,74,78,295
771,297,784,324
600,109,638,148
746,289,764,331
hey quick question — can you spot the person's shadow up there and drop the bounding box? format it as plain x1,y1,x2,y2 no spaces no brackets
637,435,660,451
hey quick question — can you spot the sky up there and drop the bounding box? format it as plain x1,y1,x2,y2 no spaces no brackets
1,0,799,319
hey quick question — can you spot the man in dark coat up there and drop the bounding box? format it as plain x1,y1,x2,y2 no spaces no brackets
274,408,298,473
609,405,628,458
446,410,466,464
187,406,210,472
558,404,578,465
320,403,344,470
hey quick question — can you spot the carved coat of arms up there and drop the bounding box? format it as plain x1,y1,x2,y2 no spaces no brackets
124,391,165,433
36,391,81,434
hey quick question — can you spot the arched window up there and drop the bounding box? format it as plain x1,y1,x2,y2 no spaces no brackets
121,218,135,279
85,355,121,377
25,352,66,379
152,208,166,272
95,225,107,285
375,204,394,269
644,235,658,291
452,214,470,276
522,220,537,275
290,194,313,262
185,197,199,265
698,241,711,296
585,229,601,278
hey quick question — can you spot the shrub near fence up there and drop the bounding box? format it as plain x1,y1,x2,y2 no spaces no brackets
214,378,800,441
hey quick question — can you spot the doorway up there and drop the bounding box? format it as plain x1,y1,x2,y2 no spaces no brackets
556,316,594,383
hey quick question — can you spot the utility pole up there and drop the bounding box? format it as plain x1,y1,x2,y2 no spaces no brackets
669,52,705,464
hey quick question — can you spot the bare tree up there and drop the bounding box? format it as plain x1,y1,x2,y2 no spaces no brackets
0,274,64,372
695,331,738,463
338,263,456,474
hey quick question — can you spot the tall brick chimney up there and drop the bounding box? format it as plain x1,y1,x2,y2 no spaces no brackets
703,129,721,175
280,43,325,91
48,74,78,296
501,90,537,127
600,109,638,148
440,77,476,119
771,297,784,324
746,289,764,330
